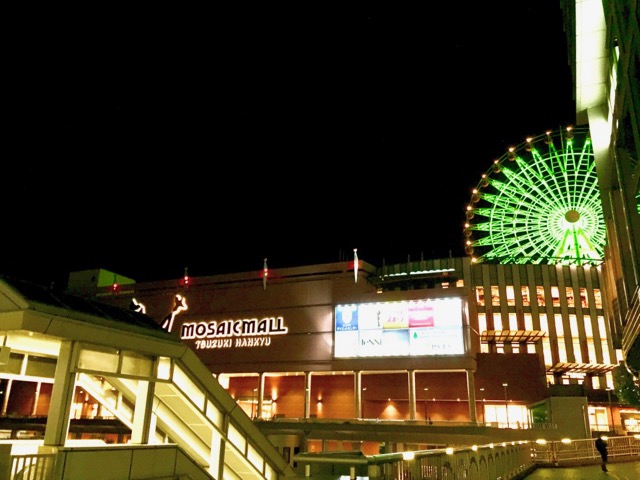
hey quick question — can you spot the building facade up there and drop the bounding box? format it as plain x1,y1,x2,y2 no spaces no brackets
561,0,640,373
63,255,638,457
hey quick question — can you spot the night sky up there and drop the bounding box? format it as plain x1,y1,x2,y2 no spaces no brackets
4,3,576,287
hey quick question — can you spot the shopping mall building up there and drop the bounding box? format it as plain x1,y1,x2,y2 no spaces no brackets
58,253,636,457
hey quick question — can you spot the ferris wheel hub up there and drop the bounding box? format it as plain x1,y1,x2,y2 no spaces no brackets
565,210,581,223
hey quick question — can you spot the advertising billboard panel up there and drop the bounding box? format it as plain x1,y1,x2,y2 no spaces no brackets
334,298,464,358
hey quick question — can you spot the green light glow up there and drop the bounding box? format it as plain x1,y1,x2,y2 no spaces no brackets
465,127,605,265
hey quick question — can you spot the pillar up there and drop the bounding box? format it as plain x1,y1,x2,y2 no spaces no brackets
466,369,478,423
354,371,362,418
44,341,77,447
304,372,312,419
408,370,416,420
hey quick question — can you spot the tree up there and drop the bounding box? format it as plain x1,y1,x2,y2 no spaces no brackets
612,362,640,408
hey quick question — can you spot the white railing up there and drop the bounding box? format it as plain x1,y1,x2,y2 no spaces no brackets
295,435,640,479
7,435,640,479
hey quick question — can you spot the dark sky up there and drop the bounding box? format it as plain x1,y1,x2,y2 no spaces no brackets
5,3,576,287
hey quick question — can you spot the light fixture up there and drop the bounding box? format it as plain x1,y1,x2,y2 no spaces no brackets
507,147,516,161
525,137,534,151
402,451,415,461
566,126,574,140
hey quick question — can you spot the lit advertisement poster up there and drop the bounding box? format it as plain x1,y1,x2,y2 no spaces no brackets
334,298,464,358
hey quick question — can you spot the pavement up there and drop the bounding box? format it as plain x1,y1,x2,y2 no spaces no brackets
524,458,640,479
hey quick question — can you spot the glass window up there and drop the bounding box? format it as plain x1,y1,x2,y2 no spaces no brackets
551,287,561,307
78,345,119,373
594,289,603,309
506,286,515,306
493,313,503,331
174,365,205,410
579,288,588,307
566,287,575,307
478,313,487,332
476,287,485,306
536,287,546,306
521,286,530,306
121,350,153,377
524,313,533,330
491,286,500,306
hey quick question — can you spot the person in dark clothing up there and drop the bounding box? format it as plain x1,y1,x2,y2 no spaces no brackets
595,435,608,472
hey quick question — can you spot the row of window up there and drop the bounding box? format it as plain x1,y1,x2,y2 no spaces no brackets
475,286,603,308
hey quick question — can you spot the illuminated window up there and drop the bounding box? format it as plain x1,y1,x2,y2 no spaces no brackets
506,286,515,306
579,288,588,307
543,338,553,367
558,338,567,362
555,316,564,337
566,287,575,307
524,313,533,330
491,286,500,306
521,286,530,306
573,340,583,363
551,287,560,307
594,289,603,309
536,287,545,306
527,344,536,353
569,315,579,337
478,313,487,333
496,342,504,354
493,313,503,331
476,287,485,306
587,338,597,363
481,343,489,353
598,316,608,340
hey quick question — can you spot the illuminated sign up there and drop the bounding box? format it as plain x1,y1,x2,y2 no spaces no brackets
334,298,464,358
181,316,288,350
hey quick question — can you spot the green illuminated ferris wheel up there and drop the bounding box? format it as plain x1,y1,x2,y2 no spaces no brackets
463,126,606,266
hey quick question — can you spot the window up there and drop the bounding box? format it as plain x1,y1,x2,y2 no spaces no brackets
521,286,530,306
476,287,485,306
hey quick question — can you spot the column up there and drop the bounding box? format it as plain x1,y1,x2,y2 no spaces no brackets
44,341,77,447
131,379,155,444
257,373,265,419
408,370,416,420
466,369,478,423
1,379,12,415
354,371,362,418
304,372,312,419
31,382,42,416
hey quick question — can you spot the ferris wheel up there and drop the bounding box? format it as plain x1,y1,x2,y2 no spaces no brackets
463,126,606,266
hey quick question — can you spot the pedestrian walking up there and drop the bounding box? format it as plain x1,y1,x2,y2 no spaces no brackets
595,435,608,472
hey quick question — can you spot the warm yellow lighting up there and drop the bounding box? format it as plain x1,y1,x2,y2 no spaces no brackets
561,438,571,444
471,445,478,451
489,443,494,449
535,439,547,445
633,434,640,439
601,435,608,441
402,451,415,461
445,447,454,455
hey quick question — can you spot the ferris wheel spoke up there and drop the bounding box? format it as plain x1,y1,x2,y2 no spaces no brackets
465,126,605,265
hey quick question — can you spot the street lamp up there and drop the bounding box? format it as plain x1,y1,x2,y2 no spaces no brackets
502,383,509,428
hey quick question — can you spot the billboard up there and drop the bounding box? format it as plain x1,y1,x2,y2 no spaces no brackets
334,297,464,358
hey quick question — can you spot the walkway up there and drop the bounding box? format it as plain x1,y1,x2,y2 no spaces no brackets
525,458,640,479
